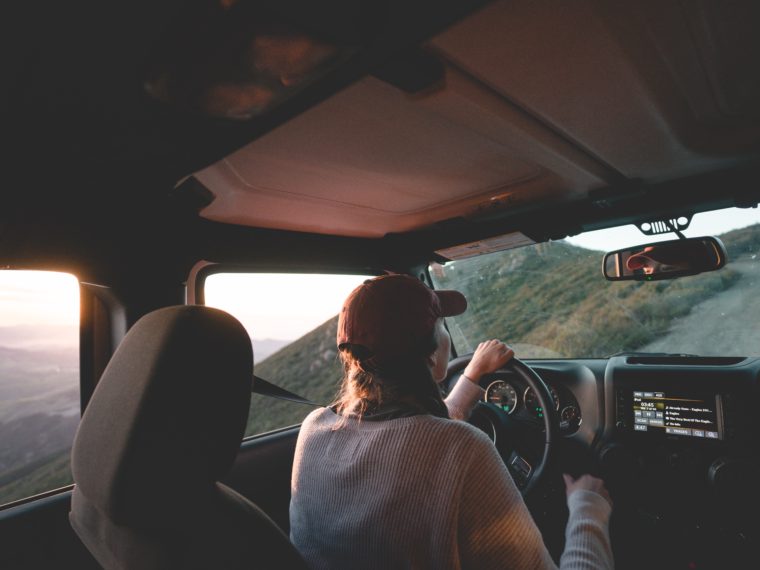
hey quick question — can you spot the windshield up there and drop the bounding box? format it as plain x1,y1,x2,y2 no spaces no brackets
430,207,760,358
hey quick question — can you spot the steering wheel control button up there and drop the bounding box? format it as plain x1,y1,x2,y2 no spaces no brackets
510,455,532,478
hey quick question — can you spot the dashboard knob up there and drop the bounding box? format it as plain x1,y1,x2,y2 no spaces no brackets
708,457,760,506
709,457,743,490
598,443,637,489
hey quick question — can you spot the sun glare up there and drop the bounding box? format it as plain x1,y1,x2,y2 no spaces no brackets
205,273,368,341
0,271,80,327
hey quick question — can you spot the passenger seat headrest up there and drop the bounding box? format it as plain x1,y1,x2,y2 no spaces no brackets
71,305,253,525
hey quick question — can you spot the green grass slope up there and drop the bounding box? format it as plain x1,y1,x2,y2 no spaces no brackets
436,240,742,357
0,449,72,505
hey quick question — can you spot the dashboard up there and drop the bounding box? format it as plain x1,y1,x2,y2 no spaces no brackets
447,354,760,568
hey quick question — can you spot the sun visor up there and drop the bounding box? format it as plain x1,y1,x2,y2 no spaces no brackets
435,232,536,261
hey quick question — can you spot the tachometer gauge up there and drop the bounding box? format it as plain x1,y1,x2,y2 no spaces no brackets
524,385,560,418
485,380,518,414
561,405,580,424
560,405,582,432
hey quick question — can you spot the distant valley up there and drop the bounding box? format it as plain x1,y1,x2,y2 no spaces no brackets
0,344,79,504
252,338,291,363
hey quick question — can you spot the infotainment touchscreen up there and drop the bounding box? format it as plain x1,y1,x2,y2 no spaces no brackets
632,391,721,439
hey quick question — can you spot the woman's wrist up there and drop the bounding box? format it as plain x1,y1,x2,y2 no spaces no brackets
461,374,476,385
462,366,483,383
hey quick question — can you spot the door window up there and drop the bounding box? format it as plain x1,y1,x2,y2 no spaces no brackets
0,271,79,507
204,272,368,437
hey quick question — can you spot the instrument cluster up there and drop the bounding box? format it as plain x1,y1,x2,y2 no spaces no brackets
484,377,581,434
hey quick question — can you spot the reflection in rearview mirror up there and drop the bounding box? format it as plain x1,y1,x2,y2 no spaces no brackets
603,237,727,281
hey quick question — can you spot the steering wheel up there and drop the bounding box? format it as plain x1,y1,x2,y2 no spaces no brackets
447,355,559,496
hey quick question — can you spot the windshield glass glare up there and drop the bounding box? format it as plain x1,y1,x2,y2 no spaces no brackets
430,207,760,358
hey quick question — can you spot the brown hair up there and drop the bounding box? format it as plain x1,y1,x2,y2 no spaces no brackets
332,325,449,422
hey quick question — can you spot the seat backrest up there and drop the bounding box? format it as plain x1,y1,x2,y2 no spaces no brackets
69,305,306,569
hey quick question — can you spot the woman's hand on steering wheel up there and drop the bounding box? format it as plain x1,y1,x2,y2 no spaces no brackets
463,340,515,382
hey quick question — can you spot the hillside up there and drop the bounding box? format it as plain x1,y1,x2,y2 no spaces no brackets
246,315,342,436
244,224,760,435
0,346,79,505
434,239,742,358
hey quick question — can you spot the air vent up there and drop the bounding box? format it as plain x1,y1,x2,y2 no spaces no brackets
626,356,746,366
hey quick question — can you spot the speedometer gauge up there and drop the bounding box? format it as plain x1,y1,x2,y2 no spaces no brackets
485,380,518,414
524,385,560,418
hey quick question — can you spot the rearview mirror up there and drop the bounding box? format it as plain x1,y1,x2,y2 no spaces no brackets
603,236,727,281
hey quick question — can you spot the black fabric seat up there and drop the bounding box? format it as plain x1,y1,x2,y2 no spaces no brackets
69,305,306,570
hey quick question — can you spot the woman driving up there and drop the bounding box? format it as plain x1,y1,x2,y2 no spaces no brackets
289,274,613,569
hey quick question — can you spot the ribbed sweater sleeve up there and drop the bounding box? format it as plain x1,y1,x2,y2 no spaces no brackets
445,374,613,567
561,491,614,569
444,374,485,420
457,432,613,570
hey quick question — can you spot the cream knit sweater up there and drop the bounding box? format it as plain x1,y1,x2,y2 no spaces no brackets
290,377,613,569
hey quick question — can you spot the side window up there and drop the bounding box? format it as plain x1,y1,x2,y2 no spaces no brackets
0,271,80,507
204,272,368,437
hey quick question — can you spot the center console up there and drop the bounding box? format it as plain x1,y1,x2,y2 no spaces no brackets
600,356,760,568
605,356,754,446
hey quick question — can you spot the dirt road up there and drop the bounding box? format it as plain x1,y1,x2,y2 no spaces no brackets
640,260,760,356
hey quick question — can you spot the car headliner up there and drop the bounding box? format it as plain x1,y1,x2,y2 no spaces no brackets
3,0,760,283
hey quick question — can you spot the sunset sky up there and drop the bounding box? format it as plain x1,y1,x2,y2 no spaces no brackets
566,206,760,251
204,273,368,341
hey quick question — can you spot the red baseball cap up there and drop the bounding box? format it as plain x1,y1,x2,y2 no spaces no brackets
337,274,467,362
